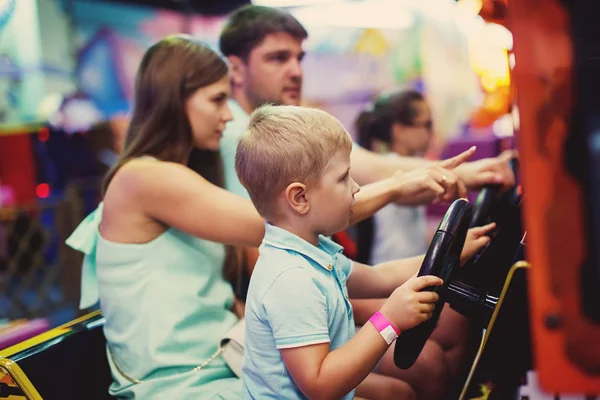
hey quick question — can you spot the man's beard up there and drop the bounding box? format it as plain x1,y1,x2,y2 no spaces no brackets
248,85,302,109
253,95,296,108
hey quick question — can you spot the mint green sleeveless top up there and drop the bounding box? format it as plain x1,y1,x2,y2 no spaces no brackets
66,203,241,399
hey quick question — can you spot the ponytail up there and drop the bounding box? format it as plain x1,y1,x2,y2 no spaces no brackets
355,109,380,149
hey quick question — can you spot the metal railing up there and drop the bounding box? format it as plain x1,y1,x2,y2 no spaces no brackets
0,178,102,321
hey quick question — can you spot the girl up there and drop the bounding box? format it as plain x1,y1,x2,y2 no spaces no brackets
356,90,433,264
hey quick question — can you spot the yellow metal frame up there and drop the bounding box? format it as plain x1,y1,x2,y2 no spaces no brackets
459,261,531,400
0,311,103,400
0,310,102,359
0,360,41,399
0,124,46,136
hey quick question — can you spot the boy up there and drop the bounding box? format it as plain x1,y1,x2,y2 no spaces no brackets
236,105,494,399
219,6,508,397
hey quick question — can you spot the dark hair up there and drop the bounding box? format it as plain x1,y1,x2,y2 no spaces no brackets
355,89,425,150
101,36,247,296
102,35,229,193
219,5,308,61
355,89,425,264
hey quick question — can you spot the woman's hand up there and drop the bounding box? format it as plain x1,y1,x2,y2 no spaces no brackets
454,149,517,191
391,147,476,206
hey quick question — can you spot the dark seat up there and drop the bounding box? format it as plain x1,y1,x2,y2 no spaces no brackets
0,311,112,400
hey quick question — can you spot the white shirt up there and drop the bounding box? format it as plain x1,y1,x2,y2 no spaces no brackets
370,153,428,264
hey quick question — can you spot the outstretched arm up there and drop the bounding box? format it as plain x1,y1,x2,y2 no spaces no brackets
351,144,515,191
111,159,265,247
349,148,476,224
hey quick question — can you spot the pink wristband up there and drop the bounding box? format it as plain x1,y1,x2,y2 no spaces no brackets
369,311,400,345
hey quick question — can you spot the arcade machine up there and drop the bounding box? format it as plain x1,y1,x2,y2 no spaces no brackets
510,0,600,397
459,0,600,397
394,0,600,398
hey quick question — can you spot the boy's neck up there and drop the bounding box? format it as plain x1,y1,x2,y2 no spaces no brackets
272,220,320,247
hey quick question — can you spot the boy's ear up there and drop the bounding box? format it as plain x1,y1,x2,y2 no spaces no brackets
285,182,310,215
227,55,246,86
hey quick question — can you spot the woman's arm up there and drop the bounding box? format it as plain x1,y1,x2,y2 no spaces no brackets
350,145,429,185
349,166,457,225
349,148,477,225
114,159,265,247
351,145,515,191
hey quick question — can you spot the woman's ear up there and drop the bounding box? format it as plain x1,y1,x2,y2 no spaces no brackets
227,55,246,87
285,182,310,215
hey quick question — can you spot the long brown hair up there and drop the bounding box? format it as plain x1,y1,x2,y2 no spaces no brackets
102,35,229,193
102,36,244,296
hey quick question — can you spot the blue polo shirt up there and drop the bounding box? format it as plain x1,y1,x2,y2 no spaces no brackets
242,223,356,400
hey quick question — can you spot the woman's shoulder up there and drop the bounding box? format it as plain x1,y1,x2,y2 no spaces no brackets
104,156,215,219
109,157,193,194
119,156,187,173
101,158,186,242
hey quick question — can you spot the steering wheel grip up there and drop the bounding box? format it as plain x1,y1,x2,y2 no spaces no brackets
470,156,518,228
393,199,473,369
470,185,501,228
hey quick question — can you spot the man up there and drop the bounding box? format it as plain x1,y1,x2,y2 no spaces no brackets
218,5,514,202
216,5,514,398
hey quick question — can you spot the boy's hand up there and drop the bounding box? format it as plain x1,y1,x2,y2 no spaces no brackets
460,222,497,265
380,274,443,332
392,147,475,206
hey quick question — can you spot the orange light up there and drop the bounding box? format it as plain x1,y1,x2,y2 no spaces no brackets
38,128,50,142
36,183,50,198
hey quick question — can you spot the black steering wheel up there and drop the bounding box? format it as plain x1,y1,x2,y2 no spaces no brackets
440,157,524,324
470,184,502,228
394,198,473,370
470,157,519,228
459,158,524,296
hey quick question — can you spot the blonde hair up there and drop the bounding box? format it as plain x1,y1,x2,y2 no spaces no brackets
236,105,353,220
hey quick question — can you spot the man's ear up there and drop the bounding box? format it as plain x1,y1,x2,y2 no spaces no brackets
227,55,246,86
285,182,310,215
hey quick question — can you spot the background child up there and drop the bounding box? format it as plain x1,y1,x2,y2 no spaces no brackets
236,105,494,399
355,89,434,265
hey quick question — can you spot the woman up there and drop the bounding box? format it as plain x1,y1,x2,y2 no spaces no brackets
67,36,264,399
355,90,433,265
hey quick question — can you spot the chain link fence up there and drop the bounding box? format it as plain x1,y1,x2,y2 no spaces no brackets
0,178,101,321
